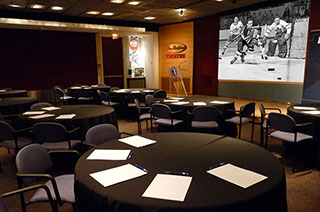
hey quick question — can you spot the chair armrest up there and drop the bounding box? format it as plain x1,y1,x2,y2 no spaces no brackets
264,107,282,113
171,110,183,114
14,127,32,134
81,142,96,148
68,127,80,134
119,132,134,138
48,149,80,157
296,122,313,127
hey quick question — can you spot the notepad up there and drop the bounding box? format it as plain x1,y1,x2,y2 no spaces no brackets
55,114,76,119
90,164,147,187
23,111,46,115
169,97,184,100
210,100,230,104
142,174,192,202
193,102,207,106
163,99,179,103
301,110,320,115
91,85,99,87
114,89,130,93
42,106,61,111
87,149,132,160
131,91,141,93
70,86,81,89
143,90,154,92
29,114,55,119
293,106,317,110
171,101,190,105
118,135,156,148
207,163,267,189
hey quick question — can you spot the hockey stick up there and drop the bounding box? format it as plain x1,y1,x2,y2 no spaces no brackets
259,44,275,71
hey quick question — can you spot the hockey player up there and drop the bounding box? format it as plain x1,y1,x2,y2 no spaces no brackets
230,19,262,64
221,16,243,55
263,16,292,58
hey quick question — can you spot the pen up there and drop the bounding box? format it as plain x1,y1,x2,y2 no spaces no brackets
134,164,148,173
127,151,133,159
165,171,190,176
209,162,227,170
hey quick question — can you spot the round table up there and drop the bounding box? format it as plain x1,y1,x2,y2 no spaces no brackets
17,105,117,140
0,89,27,98
75,132,287,212
0,97,38,115
287,104,320,168
67,86,111,104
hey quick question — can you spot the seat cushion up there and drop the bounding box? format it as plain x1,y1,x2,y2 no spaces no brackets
155,118,183,126
270,131,312,142
226,116,252,125
61,96,73,100
41,140,81,150
102,101,119,106
0,137,32,149
30,174,75,203
139,113,151,120
192,121,218,129
77,97,94,101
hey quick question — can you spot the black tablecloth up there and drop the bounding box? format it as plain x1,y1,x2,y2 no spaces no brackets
67,86,111,104
17,105,117,140
75,132,287,212
111,88,158,96
0,90,27,98
0,97,38,115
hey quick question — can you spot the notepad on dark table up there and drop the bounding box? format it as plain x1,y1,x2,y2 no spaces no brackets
29,114,55,119
23,111,46,115
42,106,61,111
118,135,156,148
55,114,76,119
87,149,132,160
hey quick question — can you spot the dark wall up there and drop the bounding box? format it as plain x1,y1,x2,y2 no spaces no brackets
0,28,97,90
193,15,219,96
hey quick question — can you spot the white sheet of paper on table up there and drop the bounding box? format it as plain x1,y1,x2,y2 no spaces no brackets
193,102,207,106
210,101,230,104
29,114,55,119
169,97,185,100
90,164,147,187
42,106,61,111
23,111,46,115
131,91,140,93
55,114,76,119
293,106,317,110
301,110,320,115
142,174,192,202
163,99,179,102
171,101,190,105
143,90,154,92
207,163,267,189
86,149,131,160
118,135,157,148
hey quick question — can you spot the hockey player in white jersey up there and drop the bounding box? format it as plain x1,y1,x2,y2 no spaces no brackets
221,16,243,55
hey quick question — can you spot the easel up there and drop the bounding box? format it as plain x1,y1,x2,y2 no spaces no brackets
169,61,188,96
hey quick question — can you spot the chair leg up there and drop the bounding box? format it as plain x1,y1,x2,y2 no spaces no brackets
146,120,149,130
251,121,254,142
137,121,141,134
292,143,296,173
260,125,264,146
238,124,242,139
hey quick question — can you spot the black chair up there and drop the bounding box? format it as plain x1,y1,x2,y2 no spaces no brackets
151,103,183,132
85,124,120,147
16,144,79,212
153,90,167,99
258,103,281,146
145,94,156,106
110,87,120,92
30,102,52,110
53,86,73,105
127,93,145,107
226,102,255,142
266,112,313,172
134,99,152,134
97,90,119,107
32,122,81,150
190,106,223,133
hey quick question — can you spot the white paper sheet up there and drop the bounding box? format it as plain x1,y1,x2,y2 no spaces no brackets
87,149,132,160
131,91,140,93
0,90,6,92
142,174,192,202
118,135,157,148
55,114,76,119
169,97,184,100
207,163,267,188
193,102,207,106
70,86,82,89
29,114,55,119
209,100,230,104
163,99,179,103
171,101,190,105
301,110,320,115
23,111,46,115
143,90,154,92
90,164,147,187
91,85,99,87
42,106,61,111
293,106,317,110
114,89,130,93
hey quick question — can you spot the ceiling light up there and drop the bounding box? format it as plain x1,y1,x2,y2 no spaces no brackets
175,8,185,16
51,6,63,11
112,33,119,39
30,4,44,9
86,11,100,15
110,0,124,3
8,4,22,8
102,12,114,16
144,17,155,20
128,1,140,5
215,0,223,1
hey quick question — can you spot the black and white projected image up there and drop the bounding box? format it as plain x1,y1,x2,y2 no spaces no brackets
218,0,310,82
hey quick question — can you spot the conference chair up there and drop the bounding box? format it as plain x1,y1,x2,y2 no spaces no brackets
32,122,81,150
30,102,52,110
97,90,119,107
134,99,152,134
153,90,167,99
110,87,120,92
151,103,183,132
127,93,145,107
266,112,313,173
145,94,156,106
16,144,79,212
190,106,223,133
258,103,281,147
226,102,255,142
53,86,73,105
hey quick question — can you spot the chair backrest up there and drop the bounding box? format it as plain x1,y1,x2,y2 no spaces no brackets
258,103,266,119
0,197,8,212
110,87,120,92
97,90,109,101
153,90,167,99
268,113,296,133
30,102,52,110
85,124,119,146
145,94,155,105
151,103,171,119
192,106,222,122
32,122,68,143
16,144,52,186
0,121,14,140
240,102,255,117
128,93,145,103
54,86,65,97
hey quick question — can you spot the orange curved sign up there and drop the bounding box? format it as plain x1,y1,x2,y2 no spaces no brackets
165,43,187,53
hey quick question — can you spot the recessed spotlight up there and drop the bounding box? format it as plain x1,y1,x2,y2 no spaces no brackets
51,6,63,11
216,0,223,2
175,8,185,16
111,0,124,3
144,17,155,20
86,11,100,15
30,4,44,9
128,1,140,5
102,12,114,16
8,4,22,8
